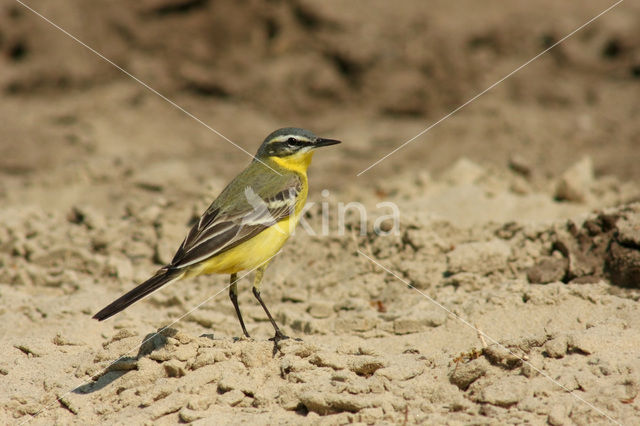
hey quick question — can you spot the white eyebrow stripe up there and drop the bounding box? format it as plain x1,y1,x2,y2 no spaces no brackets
269,135,312,144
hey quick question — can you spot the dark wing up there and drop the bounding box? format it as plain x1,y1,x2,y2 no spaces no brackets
169,176,301,269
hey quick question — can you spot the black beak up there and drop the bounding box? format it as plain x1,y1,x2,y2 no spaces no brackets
314,137,341,148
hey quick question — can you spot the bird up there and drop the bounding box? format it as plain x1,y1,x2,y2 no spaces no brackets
93,128,340,343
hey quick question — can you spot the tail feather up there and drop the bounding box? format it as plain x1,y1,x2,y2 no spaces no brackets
93,269,183,321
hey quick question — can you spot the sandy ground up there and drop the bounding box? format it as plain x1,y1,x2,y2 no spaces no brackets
2,0,640,424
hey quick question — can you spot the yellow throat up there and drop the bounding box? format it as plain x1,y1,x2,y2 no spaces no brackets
268,151,315,175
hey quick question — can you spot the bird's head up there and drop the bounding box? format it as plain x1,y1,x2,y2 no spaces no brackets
256,128,341,162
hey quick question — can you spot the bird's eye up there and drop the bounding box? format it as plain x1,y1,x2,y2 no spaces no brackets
287,137,298,146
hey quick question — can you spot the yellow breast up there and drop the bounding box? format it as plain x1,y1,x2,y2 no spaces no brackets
183,152,312,277
189,213,300,276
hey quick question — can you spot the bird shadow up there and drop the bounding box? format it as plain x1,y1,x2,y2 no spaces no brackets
72,328,177,395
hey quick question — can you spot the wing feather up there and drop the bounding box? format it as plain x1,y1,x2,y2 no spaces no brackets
169,176,301,269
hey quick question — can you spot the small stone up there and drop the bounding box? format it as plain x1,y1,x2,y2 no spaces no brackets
179,407,205,422
616,214,640,247
547,404,568,425
567,330,600,355
217,389,245,407
554,157,593,202
277,385,300,410
527,257,568,284
346,356,386,376
449,357,489,390
483,345,522,369
520,362,539,378
186,395,214,411
605,241,640,288
164,360,186,377
543,336,568,358
298,391,331,415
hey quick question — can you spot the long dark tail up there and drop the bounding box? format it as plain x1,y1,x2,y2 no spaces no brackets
93,268,183,321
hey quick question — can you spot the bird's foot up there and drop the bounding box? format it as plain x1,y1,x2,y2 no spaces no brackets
269,331,290,344
270,331,294,356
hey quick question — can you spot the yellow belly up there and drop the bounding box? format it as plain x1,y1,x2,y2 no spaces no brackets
183,215,298,277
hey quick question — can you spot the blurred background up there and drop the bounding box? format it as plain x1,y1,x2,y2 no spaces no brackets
2,3,640,423
1,0,639,209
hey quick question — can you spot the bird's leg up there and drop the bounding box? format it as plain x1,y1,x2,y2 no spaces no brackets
252,264,289,343
229,273,250,338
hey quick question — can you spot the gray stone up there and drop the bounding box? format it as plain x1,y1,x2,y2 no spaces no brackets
527,257,567,284
543,336,568,358
547,404,569,425
217,389,245,407
554,157,593,202
449,357,488,390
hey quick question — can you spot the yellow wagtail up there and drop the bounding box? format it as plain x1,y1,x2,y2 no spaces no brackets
93,128,340,342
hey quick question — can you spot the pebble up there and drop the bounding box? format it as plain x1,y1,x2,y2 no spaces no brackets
163,359,186,377
567,330,599,355
616,213,640,247
346,356,387,376
483,345,522,369
547,404,569,425
217,389,245,407
543,336,568,358
179,407,206,422
449,357,488,390
554,157,593,202
526,257,567,284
